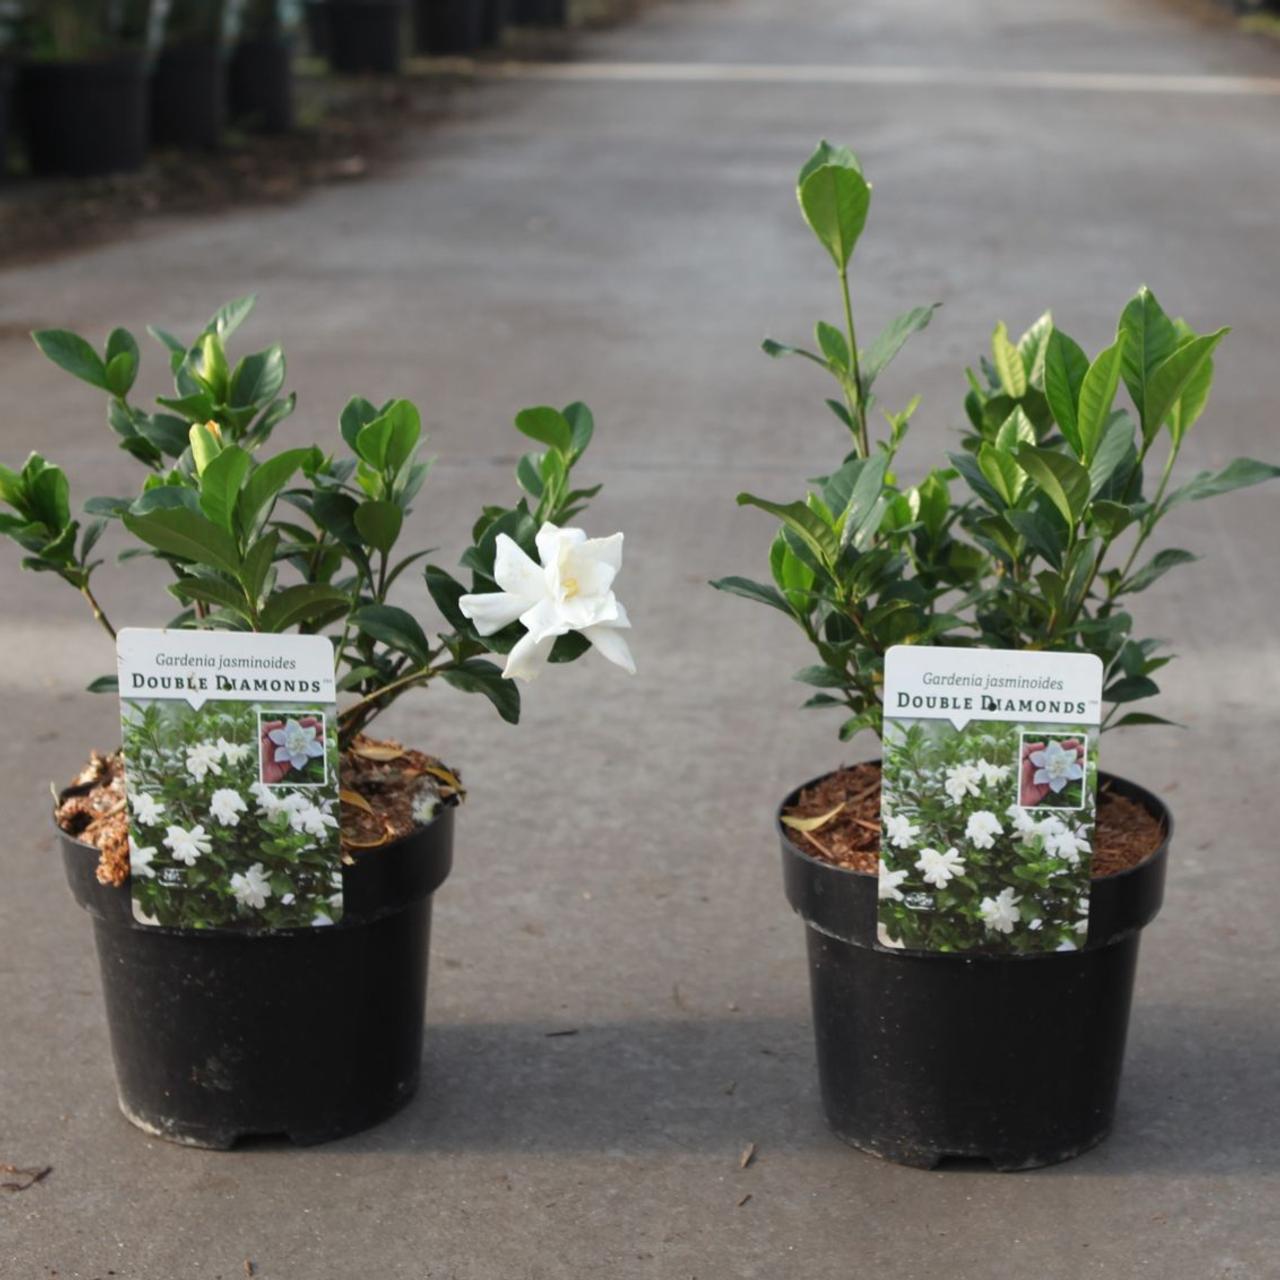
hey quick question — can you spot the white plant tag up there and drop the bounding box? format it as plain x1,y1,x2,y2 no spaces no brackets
116,628,343,930
878,645,1103,954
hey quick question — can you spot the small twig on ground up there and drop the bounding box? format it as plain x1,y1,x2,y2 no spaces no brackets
737,1193,753,1208
738,1142,757,1170
0,1163,52,1192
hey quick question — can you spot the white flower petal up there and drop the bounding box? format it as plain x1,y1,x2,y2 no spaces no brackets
579,621,636,674
491,533,548,602
458,590,528,636
502,630,557,682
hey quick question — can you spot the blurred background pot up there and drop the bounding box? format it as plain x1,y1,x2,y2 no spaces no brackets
150,41,226,149
479,0,509,46
413,0,483,53
228,34,295,132
17,52,149,177
326,0,406,73
508,0,567,27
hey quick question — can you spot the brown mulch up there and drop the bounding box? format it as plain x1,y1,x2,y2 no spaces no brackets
782,762,1165,878
0,73,458,269
54,737,462,888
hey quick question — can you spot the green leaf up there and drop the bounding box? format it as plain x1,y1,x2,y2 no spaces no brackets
761,338,826,366
229,346,286,409
1111,712,1182,729
356,400,421,474
797,140,863,187
797,161,872,272
1088,411,1137,497
994,407,1037,453
259,584,349,633
794,664,847,688
861,304,939,387
1117,286,1178,424
514,406,572,454
237,448,313,535
443,659,520,724
563,402,595,458
122,508,242,577
1103,675,1160,704
1005,508,1065,569
240,529,280,603
27,461,71,530
1142,328,1228,445
87,675,119,694
1088,500,1135,541
104,328,139,396
198,445,253,533
1123,548,1197,593
32,329,109,390
1014,445,1090,527
1167,328,1215,449
1163,458,1280,511
736,493,837,566
425,565,473,632
351,604,432,665
709,576,791,615
1076,335,1126,461
977,443,1025,507
340,397,381,451
170,576,255,622
840,453,889,550
207,295,256,340
354,500,403,554
816,321,850,371
991,322,1027,398
1043,329,1089,453
1017,312,1054,388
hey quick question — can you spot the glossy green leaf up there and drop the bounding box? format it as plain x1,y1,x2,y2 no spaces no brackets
1142,328,1228,445
1163,458,1280,511
1118,286,1178,424
32,329,108,390
798,161,871,271
1014,445,1089,527
861,304,939,387
259,584,350,633
353,499,403,554
198,445,252,532
977,444,1025,507
991,322,1027,398
122,508,241,576
1076,335,1126,461
351,604,432,665
229,346,286,409
710,575,791,615
1043,329,1089,453
443,659,520,724
1123,548,1197,593
563,401,594,458
736,492,838,566
514,406,572,454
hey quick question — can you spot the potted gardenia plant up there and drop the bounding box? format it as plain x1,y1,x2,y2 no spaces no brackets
228,0,294,133
3,296,634,1147
14,0,155,176
714,142,1278,1169
151,0,230,149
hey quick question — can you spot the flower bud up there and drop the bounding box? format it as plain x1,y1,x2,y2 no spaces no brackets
189,420,223,475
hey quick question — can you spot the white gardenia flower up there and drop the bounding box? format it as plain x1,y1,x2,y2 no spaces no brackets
878,867,909,902
130,792,165,826
217,737,253,765
130,843,157,879
229,862,272,909
163,823,212,866
1043,824,1091,866
1029,739,1084,793
458,522,635,682
964,810,1004,850
979,886,1022,934
185,742,223,783
209,788,248,827
943,763,982,805
915,846,966,888
976,760,1012,787
883,813,920,849
269,718,325,771
1006,803,1039,838
289,801,338,840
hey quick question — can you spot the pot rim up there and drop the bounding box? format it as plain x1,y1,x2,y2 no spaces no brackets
775,760,1172,884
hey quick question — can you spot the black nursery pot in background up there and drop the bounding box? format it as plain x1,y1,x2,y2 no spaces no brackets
228,36,295,134
0,59,13,180
413,0,483,54
480,0,510,46
60,805,454,1148
17,53,149,178
150,42,227,149
779,770,1170,1171
327,0,406,73
508,0,567,26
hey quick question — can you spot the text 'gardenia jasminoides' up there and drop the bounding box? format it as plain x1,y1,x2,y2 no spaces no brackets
458,522,635,682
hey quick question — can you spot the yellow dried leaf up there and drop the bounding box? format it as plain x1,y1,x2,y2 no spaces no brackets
780,802,846,834
342,832,392,850
340,789,375,815
420,763,465,795
349,742,406,762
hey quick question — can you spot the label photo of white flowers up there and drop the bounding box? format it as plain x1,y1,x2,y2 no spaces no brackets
122,700,343,930
879,721,1097,954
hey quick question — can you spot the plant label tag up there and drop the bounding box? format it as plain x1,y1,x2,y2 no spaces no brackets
877,645,1103,954
116,628,343,931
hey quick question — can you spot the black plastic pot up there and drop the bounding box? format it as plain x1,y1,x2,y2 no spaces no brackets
779,769,1169,1170
305,1,331,56
327,1,406,73
227,36,295,134
0,59,13,181
508,0,567,26
17,53,149,178
480,0,510,45
413,0,484,54
150,41,226,150
60,805,454,1148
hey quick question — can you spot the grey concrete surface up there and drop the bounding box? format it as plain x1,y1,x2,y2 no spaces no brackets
2,0,1279,1275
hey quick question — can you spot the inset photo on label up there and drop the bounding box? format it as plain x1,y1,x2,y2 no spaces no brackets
259,709,330,788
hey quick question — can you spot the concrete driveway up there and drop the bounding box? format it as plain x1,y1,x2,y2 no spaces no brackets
1,0,1278,1275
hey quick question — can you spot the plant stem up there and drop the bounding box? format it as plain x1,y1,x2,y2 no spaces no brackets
838,268,869,458
80,582,117,640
